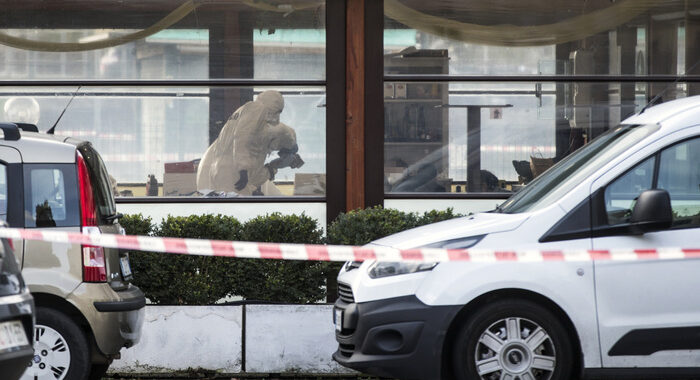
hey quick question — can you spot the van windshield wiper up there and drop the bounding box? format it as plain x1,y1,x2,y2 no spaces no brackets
104,213,123,223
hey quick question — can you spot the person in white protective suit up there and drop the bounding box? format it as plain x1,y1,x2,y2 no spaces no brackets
196,90,304,195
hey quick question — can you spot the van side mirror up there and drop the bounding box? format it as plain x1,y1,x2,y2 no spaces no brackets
629,189,673,234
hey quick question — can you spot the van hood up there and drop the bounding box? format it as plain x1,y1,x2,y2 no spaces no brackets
370,212,530,249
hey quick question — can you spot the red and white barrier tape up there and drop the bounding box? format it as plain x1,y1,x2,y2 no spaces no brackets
0,227,698,263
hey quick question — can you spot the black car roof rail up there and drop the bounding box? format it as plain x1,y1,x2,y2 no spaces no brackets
13,122,38,132
0,123,20,141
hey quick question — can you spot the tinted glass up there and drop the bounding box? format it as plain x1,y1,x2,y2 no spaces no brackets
604,156,655,225
658,137,700,228
23,164,80,227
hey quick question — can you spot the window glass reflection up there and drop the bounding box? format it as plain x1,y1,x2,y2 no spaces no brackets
2,87,325,197
383,0,700,194
384,82,677,194
0,1,325,80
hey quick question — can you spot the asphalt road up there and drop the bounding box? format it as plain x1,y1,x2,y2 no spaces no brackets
105,376,379,380
104,375,700,380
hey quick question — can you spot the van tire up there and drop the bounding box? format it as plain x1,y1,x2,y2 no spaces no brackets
451,298,574,380
26,307,91,380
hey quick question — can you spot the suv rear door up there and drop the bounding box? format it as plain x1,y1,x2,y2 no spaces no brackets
74,143,132,289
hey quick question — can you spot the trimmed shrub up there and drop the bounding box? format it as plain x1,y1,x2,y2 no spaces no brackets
122,207,462,305
123,212,328,304
325,206,461,302
327,206,463,246
237,212,327,303
326,206,419,246
417,208,462,226
120,213,154,236
127,214,243,305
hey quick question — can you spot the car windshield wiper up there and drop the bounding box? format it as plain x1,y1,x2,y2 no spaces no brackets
103,213,123,223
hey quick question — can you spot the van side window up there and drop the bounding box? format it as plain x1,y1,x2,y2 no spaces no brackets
0,164,7,221
604,156,655,225
657,138,700,228
23,164,80,228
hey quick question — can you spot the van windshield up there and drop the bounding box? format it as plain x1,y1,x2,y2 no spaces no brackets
499,123,660,214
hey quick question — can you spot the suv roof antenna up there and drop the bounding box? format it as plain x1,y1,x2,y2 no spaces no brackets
47,85,81,134
638,58,700,115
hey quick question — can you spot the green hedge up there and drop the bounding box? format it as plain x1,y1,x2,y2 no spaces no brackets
326,206,461,245
235,213,328,303
122,207,462,305
125,214,243,305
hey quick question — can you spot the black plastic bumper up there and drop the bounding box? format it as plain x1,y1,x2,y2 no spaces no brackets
0,345,34,380
333,295,461,380
94,287,146,312
94,294,145,312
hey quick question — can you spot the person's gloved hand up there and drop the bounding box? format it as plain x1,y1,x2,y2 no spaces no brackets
289,153,305,169
234,170,248,191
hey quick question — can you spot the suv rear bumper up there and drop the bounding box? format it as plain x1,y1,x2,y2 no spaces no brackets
333,295,461,380
68,283,145,356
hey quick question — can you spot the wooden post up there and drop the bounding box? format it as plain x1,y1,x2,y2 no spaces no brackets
345,0,383,211
345,0,366,211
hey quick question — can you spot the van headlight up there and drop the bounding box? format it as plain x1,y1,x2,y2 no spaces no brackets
368,262,438,278
366,235,484,279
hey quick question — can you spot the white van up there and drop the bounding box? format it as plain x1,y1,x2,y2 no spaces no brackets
333,95,700,380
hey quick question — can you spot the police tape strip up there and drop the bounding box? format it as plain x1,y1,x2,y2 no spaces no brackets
0,226,698,263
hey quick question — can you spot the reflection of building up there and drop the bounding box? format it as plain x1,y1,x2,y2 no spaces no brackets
1,0,699,225
0,28,325,184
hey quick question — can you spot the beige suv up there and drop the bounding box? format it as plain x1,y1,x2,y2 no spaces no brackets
0,123,144,380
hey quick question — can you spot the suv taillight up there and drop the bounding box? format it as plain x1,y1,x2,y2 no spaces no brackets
77,152,106,282
77,151,97,226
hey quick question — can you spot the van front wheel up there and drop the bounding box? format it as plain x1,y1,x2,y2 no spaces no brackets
451,299,574,380
21,307,91,380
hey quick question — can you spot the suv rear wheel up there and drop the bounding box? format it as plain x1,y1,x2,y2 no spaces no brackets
22,307,91,380
451,299,574,380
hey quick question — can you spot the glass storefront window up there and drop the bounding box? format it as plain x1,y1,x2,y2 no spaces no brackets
383,0,700,194
0,1,327,199
384,81,679,194
0,86,326,197
0,1,325,80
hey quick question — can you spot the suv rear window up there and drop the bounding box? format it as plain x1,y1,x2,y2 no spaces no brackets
77,143,117,222
23,164,80,227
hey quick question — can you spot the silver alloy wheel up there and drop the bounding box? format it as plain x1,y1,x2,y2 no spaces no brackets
474,317,556,380
21,324,71,380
